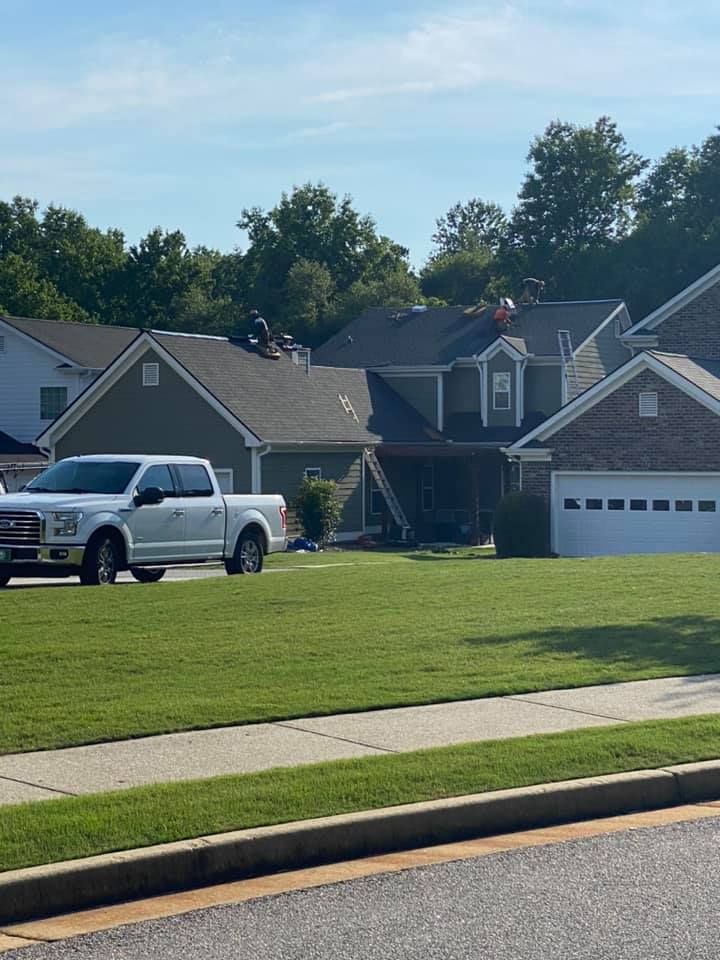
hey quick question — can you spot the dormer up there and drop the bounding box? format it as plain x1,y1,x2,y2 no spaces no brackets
474,336,528,428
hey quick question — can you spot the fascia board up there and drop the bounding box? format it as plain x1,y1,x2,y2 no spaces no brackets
475,337,526,362
571,301,628,357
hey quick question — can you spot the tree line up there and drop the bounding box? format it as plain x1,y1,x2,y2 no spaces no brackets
1,117,719,346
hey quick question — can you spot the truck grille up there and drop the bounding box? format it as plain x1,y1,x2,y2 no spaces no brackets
0,511,42,545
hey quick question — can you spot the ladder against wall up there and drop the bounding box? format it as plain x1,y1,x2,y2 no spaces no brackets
364,448,411,540
557,330,579,401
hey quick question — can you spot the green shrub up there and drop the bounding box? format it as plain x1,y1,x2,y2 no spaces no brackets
493,491,549,558
295,477,343,544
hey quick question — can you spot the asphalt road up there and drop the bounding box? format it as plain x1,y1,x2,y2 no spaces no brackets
7,817,720,959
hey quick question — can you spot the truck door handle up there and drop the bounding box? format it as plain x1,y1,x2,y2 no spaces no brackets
211,507,224,516
172,509,185,518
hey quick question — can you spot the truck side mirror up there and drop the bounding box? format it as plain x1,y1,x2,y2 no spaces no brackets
133,486,165,507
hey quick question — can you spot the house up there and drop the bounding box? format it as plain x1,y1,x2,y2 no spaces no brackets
0,430,46,493
0,315,138,443
312,298,632,540
35,330,439,540
506,263,720,556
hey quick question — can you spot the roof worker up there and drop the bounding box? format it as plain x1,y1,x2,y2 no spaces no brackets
250,308,272,349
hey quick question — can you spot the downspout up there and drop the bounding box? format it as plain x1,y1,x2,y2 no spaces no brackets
475,355,488,427
252,444,272,494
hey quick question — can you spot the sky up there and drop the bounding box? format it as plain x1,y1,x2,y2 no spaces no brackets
1,0,719,266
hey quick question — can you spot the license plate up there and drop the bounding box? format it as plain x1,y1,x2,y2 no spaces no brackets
0,549,10,562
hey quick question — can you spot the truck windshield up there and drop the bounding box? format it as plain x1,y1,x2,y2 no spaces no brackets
26,461,141,495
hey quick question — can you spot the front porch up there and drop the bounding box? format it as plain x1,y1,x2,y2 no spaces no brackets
369,447,508,544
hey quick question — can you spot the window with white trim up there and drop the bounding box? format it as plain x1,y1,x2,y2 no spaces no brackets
638,392,658,417
213,469,233,494
422,464,434,512
493,371,512,410
369,473,383,515
142,362,160,387
304,467,322,480
40,386,68,420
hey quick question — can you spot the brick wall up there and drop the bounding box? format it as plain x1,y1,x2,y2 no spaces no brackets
521,368,720,502
654,279,720,357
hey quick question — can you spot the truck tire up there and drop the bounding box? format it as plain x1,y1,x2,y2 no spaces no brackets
0,576,10,588
129,567,166,584
225,530,264,575
80,534,120,586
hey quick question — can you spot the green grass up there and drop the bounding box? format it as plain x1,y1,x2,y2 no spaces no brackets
2,715,720,873
3,551,720,754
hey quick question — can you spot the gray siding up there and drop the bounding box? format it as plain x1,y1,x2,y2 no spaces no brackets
524,364,562,417
444,367,481,416
55,349,252,492
379,375,438,427
574,321,630,394
485,354,516,427
262,450,364,535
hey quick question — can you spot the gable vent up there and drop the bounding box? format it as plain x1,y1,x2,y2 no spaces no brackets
638,392,658,417
142,362,160,387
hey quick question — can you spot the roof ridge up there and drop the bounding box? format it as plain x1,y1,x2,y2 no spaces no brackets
1,314,142,333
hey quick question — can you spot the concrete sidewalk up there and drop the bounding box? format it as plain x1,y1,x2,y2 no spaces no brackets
2,673,720,806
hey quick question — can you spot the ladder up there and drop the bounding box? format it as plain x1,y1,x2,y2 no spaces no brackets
338,393,359,422
557,330,579,401
364,448,411,540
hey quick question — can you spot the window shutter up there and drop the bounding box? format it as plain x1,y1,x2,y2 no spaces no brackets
142,363,160,387
638,392,658,417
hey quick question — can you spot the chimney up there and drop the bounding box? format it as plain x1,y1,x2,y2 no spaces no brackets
292,347,311,375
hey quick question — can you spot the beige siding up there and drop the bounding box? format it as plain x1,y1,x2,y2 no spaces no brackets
262,450,364,535
444,367,480,416
574,322,630,394
524,364,562,417
380,375,438,427
55,349,252,492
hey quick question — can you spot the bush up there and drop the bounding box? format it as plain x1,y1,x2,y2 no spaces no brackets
493,491,549,558
295,477,343,545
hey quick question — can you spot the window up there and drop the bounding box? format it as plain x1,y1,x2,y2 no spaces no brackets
422,464,434,512
214,469,233,494
608,499,624,511
175,463,213,497
630,499,647,511
493,371,512,410
142,363,160,387
653,499,670,511
586,499,603,510
370,474,384,515
699,500,716,513
675,500,693,512
40,386,68,420
27,460,140,494
304,467,322,480
138,464,176,497
638,392,658,417
563,498,581,510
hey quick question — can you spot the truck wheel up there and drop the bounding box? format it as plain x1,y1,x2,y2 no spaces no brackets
80,534,120,586
0,576,10,588
225,530,264,575
129,567,166,584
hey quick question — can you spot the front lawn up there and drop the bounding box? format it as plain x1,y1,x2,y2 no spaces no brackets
2,552,720,754
2,715,720,873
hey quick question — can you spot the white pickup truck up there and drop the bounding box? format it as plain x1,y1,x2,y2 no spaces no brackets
0,455,287,587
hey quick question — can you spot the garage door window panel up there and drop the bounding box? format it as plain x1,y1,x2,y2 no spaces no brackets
630,499,647,511
608,499,624,510
675,500,693,512
699,500,716,512
563,498,581,510
652,500,670,511
586,499,603,510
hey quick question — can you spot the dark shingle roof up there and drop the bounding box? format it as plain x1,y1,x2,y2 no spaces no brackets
313,301,625,368
442,412,546,444
0,430,46,463
652,352,720,402
1,315,139,368
151,334,439,445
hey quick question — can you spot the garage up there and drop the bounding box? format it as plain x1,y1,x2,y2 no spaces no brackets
553,472,720,556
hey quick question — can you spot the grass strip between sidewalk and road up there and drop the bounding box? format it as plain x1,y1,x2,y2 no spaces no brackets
2,714,720,873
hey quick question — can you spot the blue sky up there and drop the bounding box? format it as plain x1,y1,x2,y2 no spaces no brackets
1,0,718,265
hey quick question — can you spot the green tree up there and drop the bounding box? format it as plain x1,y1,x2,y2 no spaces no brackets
283,259,335,341
0,253,89,322
420,249,492,304
334,267,427,331
431,199,507,256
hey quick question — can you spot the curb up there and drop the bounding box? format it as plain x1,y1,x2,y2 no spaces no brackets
2,760,719,925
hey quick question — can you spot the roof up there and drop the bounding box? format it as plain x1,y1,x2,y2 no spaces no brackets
624,263,720,337
151,333,439,445
0,430,46,465
313,300,626,368
651,352,720,402
442,412,546,444
1,315,139,368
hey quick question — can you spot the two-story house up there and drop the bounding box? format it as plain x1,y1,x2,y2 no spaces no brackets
313,298,632,541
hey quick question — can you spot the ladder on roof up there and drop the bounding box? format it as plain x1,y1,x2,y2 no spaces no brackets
557,330,579,401
364,448,411,540
338,393,359,423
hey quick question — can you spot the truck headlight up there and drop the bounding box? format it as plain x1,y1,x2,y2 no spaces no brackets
49,511,84,537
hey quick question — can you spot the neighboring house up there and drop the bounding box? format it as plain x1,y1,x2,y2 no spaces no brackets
506,264,720,556
0,430,47,493
0,315,138,443
312,299,632,540
36,331,439,540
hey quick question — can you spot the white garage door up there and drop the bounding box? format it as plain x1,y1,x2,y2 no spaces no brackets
554,472,720,556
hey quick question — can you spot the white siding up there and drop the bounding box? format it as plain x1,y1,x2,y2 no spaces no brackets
0,326,94,443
